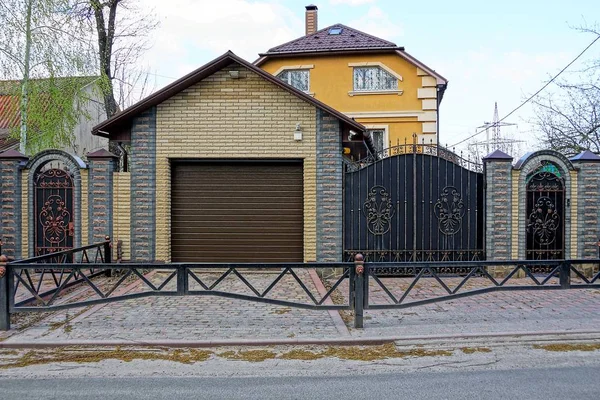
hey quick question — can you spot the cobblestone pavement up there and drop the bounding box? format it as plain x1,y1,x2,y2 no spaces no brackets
2,269,346,343
332,275,600,337
2,269,600,344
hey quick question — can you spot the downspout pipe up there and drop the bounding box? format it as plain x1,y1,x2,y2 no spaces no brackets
436,83,447,146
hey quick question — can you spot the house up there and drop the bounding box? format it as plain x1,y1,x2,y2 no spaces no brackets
256,5,448,153
0,76,107,156
89,51,371,263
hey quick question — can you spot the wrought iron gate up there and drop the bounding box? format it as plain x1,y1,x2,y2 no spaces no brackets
34,161,75,256
525,162,565,260
344,140,485,267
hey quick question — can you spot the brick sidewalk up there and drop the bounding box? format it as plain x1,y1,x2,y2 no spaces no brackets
2,271,600,344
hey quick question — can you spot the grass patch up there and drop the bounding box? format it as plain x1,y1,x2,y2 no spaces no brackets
218,350,277,362
460,347,492,354
0,347,212,369
532,343,600,352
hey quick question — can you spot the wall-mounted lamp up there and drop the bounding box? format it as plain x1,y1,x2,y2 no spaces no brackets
294,123,303,141
348,130,359,141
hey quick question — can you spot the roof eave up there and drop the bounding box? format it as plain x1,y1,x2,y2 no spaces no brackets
93,51,365,136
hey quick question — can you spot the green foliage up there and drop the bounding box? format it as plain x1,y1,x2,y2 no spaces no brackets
3,76,94,154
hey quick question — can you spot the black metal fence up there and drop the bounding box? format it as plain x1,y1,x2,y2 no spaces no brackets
1,247,599,331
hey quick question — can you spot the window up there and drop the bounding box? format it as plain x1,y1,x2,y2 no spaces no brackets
353,67,398,92
329,27,343,35
368,129,386,153
277,69,309,92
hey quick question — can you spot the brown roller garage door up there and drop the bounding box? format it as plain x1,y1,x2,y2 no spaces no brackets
171,161,304,262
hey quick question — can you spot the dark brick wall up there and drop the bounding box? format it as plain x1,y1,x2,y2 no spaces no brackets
88,158,117,244
316,109,343,262
484,160,512,260
575,162,600,258
0,159,24,258
130,107,156,262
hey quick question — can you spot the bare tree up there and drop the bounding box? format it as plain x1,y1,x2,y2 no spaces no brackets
76,0,157,118
532,24,600,157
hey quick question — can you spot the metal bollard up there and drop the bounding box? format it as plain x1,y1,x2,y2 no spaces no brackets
104,236,113,277
354,254,365,329
0,254,10,331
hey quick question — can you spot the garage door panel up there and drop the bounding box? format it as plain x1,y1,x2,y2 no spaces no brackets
171,161,304,262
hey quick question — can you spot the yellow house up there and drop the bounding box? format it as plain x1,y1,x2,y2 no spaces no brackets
256,5,448,153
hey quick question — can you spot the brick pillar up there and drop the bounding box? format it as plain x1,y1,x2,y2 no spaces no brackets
316,109,343,262
570,150,600,258
87,149,118,245
0,150,28,259
130,107,156,262
483,150,513,261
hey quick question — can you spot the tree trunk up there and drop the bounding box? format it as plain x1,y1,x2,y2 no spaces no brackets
19,0,33,154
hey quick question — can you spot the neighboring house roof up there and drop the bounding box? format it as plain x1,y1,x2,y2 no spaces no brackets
254,24,448,86
0,76,100,151
92,51,366,137
264,24,398,54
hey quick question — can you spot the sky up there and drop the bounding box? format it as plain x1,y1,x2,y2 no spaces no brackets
139,0,600,156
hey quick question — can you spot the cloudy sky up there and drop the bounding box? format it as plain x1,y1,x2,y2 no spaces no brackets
139,0,599,154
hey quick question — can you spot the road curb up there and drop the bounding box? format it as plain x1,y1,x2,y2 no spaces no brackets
2,329,600,349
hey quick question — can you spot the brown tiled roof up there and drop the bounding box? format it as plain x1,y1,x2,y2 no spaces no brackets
263,24,399,55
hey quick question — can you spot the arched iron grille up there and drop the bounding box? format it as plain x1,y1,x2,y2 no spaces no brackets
525,162,565,260
34,161,75,256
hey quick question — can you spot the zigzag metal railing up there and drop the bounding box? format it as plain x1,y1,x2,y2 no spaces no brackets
3,262,354,314
8,240,112,308
363,259,600,310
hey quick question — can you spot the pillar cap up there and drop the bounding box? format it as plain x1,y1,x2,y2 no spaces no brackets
482,149,513,162
87,149,119,159
570,150,600,163
0,149,28,161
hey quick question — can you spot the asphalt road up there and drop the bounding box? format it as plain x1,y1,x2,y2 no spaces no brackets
1,365,598,399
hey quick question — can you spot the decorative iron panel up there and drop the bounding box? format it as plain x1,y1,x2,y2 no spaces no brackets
34,163,75,257
525,162,565,262
344,141,485,270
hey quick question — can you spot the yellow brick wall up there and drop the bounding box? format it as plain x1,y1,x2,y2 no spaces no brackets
112,172,131,260
155,63,318,262
570,170,578,258
81,169,88,247
21,172,28,259
511,170,520,259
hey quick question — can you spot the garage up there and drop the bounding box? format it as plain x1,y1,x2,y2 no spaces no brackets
171,161,304,262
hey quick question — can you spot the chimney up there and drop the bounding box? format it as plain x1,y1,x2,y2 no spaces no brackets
305,5,318,35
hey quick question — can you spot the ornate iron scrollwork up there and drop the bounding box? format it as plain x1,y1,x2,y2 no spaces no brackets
363,185,395,235
39,194,71,246
527,196,560,245
434,186,465,235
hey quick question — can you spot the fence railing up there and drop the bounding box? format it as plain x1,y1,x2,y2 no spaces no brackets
1,249,599,331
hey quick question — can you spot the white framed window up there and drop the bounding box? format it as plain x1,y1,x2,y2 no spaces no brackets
277,69,309,93
353,67,398,92
366,125,389,154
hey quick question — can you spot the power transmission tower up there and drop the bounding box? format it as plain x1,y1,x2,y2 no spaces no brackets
469,102,523,160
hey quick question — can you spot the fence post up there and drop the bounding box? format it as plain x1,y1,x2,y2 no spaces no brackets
0,255,10,331
354,254,364,329
104,236,112,277
176,266,188,295
560,261,571,289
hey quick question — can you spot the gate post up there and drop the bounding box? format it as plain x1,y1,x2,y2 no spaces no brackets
354,254,365,329
0,255,10,331
104,236,112,277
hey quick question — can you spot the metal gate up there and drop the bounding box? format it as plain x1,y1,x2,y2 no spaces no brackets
525,162,565,260
344,140,485,267
34,161,74,256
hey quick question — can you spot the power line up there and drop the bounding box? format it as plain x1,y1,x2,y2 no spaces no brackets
450,34,600,148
